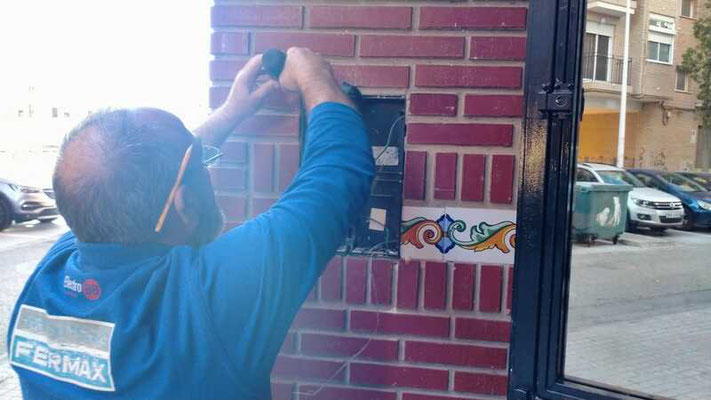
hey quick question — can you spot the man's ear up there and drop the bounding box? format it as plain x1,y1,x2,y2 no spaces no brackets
173,185,199,232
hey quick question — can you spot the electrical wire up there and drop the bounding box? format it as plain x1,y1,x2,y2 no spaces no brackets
374,114,405,165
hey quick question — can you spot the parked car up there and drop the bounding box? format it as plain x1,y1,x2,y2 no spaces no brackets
0,178,58,231
628,169,711,230
677,171,711,191
577,163,684,232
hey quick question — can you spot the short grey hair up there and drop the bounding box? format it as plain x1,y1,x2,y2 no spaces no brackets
53,109,192,244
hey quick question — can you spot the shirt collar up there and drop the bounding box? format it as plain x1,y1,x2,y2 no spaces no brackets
76,240,172,268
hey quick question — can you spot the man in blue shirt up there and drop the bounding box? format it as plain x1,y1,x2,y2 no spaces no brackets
7,48,375,399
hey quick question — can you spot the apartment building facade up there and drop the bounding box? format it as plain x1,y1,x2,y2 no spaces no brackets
579,0,709,170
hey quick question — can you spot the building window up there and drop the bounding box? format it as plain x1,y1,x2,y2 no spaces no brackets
648,38,673,63
676,68,689,91
681,0,694,18
647,15,675,64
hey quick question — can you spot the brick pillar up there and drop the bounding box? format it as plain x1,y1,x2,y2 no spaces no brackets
209,3,526,399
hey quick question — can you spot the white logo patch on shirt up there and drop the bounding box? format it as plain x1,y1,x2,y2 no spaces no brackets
9,305,115,391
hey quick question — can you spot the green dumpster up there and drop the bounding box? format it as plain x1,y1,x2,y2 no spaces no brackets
573,183,632,244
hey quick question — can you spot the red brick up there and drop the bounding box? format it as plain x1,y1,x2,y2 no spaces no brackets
480,265,503,312
490,155,515,204
371,260,394,305
211,5,303,28
210,59,249,81
272,382,293,400
211,32,248,55
263,90,301,111
350,311,450,338
221,141,248,163
215,194,246,221
424,261,447,309
452,263,475,310
507,267,514,313
209,167,246,190
252,144,274,192
361,35,464,58
251,198,276,217
402,394,476,400
333,65,410,88
309,6,412,29
465,95,524,117
235,115,299,136
420,7,527,30
307,286,318,302
408,123,513,147
405,341,507,369
461,154,486,202
292,308,345,331
434,153,457,200
254,32,355,57
455,318,511,342
397,260,420,309
209,86,229,109
272,355,345,381
416,65,522,89
404,151,427,200
321,257,342,302
471,36,527,60
301,334,398,361
298,385,396,400
350,363,448,390
410,94,457,116
278,144,300,191
279,332,296,354
346,258,367,304
454,372,508,396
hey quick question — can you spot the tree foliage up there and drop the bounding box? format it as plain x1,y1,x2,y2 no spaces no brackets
682,0,711,126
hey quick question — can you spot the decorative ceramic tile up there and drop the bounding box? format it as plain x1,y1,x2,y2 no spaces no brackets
400,206,516,264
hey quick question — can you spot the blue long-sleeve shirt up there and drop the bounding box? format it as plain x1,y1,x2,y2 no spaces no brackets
7,102,375,399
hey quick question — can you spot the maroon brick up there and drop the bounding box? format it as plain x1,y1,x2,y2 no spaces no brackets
221,141,248,163
410,94,457,116
346,258,367,304
461,154,486,202
405,341,507,369
434,153,457,200
251,198,276,217
416,65,522,89
402,394,475,400
235,115,299,136
333,65,410,88
298,385,396,400
507,266,514,313
424,261,447,309
408,123,513,147
272,355,346,381
263,90,301,111
278,144,300,191
215,195,246,221
491,155,515,204
210,59,248,81
321,257,342,302
371,260,393,305
292,308,345,331
279,332,296,354
465,95,524,117
254,32,355,57
272,382,293,400
471,36,527,60
301,334,398,361
350,311,450,338
252,144,274,192
211,32,248,55
452,263,475,310
209,167,247,191
350,363,448,390
455,318,511,342
420,7,527,30
309,6,412,29
211,5,303,28
397,260,420,309
404,151,427,200
361,35,464,58
480,265,503,312
454,372,508,396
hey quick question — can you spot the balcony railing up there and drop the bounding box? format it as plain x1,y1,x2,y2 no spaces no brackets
582,52,632,85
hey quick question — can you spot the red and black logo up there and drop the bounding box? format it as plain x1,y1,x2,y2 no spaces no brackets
82,279,102,301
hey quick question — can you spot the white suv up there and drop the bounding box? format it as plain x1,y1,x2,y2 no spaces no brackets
577,163,684,232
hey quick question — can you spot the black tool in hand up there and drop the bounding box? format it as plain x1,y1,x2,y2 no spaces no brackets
261,48,287,79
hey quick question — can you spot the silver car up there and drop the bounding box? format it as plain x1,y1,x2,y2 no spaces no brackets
0,178,58,231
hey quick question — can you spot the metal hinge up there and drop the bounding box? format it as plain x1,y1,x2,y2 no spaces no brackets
538,79,575,119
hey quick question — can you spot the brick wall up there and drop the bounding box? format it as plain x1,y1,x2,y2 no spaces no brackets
209,2,526,399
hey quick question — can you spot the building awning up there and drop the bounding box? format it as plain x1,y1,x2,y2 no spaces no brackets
587,1,636,17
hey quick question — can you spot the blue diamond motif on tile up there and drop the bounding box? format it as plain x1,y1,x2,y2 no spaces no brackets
435,214,455,254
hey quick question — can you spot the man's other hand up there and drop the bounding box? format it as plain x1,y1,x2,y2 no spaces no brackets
224,54,280,124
